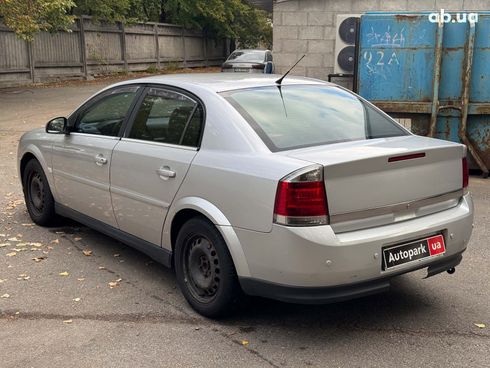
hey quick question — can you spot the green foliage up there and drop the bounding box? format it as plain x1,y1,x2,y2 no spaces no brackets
0,0,75,41
73,0,132,23
0,0,272,48
163,0,272,48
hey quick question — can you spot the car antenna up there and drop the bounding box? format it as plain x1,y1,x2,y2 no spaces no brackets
275,54,306,85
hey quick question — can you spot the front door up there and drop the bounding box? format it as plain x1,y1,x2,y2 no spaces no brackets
52,86,141,227
110,87,204,245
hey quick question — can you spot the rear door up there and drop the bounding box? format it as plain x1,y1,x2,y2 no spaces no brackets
52,85,141,227
110,86,204,245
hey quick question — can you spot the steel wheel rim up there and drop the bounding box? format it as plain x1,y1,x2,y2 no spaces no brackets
183,235,221,303
28,171,45,216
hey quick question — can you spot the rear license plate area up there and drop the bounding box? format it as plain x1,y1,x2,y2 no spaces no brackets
382,234,445,270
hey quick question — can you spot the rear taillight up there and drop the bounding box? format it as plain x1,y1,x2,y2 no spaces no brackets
273,165,328,226
462,157,469,189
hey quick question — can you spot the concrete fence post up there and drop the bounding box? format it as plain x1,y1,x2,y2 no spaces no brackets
27,41,35,83
78,17,88,79
203,33,208,67
120,22,128,72
154,24,160,69
182,28,187,67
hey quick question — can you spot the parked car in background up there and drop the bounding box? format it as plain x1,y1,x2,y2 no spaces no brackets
18,74,473,318
221,49,274,74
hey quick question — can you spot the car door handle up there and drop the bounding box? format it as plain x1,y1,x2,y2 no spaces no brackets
95,154,108,166
156,166,176,180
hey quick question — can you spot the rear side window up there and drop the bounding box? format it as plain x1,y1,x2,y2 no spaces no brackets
222,85,408,152
128,88,202,146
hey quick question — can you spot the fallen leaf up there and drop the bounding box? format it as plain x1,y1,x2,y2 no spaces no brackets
51,239,59,244
116,278,122,282
82,250,92,256
21,223,34,227
8,237,20,242
73,297,81,302
15,311,19,315
32,256,47,262
77,278,85,281
475,323,486,329
74,237,82,242
59,271,69,276
108,281,119,288
241,340,249,346
55,231,65,235
6,252,17,257
0,243,10,248
29,242,42,247
98,266,106,270
63,319,73,324
1,294,10,298
113,253,120,257
0,234,5,237
0,279,7,283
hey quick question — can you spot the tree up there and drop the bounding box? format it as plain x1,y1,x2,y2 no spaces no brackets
0,0,272,49
72,0,132,23
163,0,272,48
0,0,75,41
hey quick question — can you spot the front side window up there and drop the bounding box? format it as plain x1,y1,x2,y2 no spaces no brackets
222,85,408,152
75,86,139,136
128,88,202,146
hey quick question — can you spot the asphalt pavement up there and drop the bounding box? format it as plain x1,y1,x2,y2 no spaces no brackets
0,81,489,368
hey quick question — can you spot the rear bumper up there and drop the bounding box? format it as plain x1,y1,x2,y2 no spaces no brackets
232,193,473,290
239,252,463,304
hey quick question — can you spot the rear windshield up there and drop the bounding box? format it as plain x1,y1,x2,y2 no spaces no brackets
227,51,266,63
222,85,408,152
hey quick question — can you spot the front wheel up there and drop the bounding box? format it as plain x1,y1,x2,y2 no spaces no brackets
22,159,57,226
174,217,242,318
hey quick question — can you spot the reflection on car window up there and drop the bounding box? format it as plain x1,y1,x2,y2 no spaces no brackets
222,85,408,152
227,51,266,63
76,87,139,136
129,88,201,146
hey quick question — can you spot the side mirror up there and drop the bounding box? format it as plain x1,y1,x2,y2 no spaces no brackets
46,117,68,134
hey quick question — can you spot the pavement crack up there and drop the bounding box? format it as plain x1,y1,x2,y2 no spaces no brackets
0,310,201,325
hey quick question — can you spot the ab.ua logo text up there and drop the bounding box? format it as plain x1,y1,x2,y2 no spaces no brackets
428,9,479,24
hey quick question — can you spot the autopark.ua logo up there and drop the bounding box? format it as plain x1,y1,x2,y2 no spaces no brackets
428,9,479,24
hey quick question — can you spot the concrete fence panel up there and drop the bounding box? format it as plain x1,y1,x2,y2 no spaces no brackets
0,17,227,87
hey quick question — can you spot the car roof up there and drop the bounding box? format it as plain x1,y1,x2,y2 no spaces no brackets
232,49,268,52
113,73,327,93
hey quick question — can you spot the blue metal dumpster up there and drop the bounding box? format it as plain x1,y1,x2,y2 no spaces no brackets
356,12,490,176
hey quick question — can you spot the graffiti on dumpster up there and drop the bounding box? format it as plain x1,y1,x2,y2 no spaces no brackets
363,26,404,78
366,26,406,47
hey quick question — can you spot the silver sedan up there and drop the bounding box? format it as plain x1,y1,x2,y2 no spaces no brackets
17,74,474,317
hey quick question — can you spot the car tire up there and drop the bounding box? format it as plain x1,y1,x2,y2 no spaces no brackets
175,217,242,318
22,159,57,226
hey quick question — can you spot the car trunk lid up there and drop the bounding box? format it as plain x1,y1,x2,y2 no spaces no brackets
281,135,465,232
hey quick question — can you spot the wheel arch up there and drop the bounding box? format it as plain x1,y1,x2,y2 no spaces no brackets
19,147,55,196
164,197,251,277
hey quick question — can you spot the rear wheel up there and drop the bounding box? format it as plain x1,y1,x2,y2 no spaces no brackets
22,159,57,226
175,217,241,318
